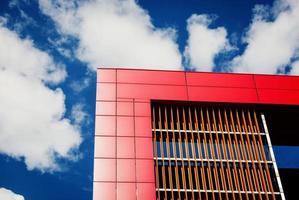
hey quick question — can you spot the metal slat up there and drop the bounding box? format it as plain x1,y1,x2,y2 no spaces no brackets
152,105,160,200
241,110,262,200
158,106,167,199
170,106,181,200
164,106,174,199
217,109,236,200
253,111,276,200
223,109,242,200
194,108,209,200
182,107,195,200
188,107,201,200
235,109,256,200
200,108,216,200
246,110,269,200
206,108,222,198
176,106,188,199
212,109,229,200
228,109,249,200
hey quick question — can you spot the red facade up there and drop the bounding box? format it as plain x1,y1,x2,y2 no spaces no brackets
94,68,299,200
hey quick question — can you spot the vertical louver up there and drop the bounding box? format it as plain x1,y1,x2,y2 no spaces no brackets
152,103,284,200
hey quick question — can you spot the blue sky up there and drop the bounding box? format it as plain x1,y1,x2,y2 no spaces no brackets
0,0,299,199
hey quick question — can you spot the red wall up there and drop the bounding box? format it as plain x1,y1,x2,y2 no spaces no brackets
94,68,299,200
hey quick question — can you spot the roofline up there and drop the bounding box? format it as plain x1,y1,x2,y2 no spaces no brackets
97,66,299,77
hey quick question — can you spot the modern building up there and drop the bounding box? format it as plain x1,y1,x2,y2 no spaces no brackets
93,68,299,200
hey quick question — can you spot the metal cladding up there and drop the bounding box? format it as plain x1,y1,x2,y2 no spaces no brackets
94,68,299,200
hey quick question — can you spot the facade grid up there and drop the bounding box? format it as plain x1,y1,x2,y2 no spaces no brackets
93,68,299,200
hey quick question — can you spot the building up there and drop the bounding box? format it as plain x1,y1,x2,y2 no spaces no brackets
93,68,299,200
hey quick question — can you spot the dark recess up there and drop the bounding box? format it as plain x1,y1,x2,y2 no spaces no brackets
263,105,299,146
279,168,299,199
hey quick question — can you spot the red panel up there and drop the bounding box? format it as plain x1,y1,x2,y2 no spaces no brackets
117,183,136,200
117,84,188,100
186,72,255,88
95,116,115,136
94,69,299,200
136,138,153,159
134,102,151,117
117,137,135,158
117,101,134,116
136,183,156,200
134,99,150,103
117,69,185,85
136,159,155,182
93,182,116,200
255,75,299,90
96,101,116,115
117,116,134,137
94,137,115,158
258,89,299,105
97,69,116,83
96,83,116,101
117,159,136,182
94,159,116,182
188,86,258,103
135,117,152,137
117,98,134,102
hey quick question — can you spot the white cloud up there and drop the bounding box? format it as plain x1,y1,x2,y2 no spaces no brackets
69,77,91,93
0,16,8,25
0,188,24,200
0,23,81,172
48,36,73,59
290,60,299,75
0,26,66,84
38,0,182,70
71,103,89,125
232,0,299,74
184,14,233,71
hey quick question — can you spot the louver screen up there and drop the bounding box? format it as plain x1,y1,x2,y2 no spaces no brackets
152,103,284,200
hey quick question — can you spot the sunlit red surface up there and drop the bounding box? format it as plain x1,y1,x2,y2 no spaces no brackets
94,68,299,200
